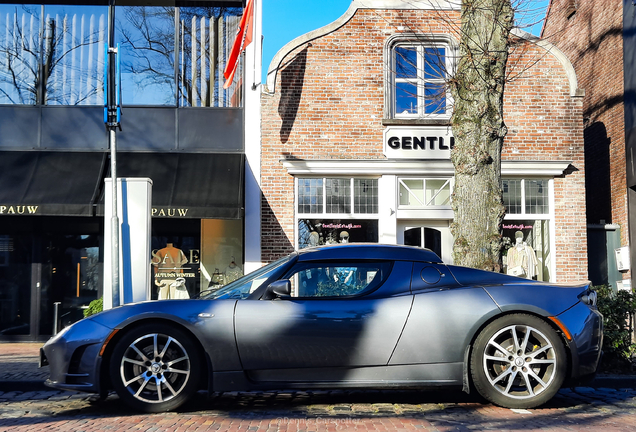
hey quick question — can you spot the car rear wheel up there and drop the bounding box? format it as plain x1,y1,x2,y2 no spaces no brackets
470,314,567,409
109,323,202,413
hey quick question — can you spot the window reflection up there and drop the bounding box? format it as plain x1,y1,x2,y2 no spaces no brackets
178,6,243,107
43,5,107,105
0,4,246,107
116,6,175,105
0,5,41,104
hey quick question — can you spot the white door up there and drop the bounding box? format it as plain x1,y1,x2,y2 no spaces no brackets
397,220,453,264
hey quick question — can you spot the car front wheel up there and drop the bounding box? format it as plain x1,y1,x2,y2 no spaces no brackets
470,314,567,409
109,323,202,413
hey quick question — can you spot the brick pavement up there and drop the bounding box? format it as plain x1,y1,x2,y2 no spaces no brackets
2,342,636,431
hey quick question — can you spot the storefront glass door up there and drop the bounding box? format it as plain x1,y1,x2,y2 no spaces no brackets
0,235,33,337
39,234,101,335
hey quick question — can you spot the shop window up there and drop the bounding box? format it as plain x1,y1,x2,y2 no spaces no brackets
388,37,452,119
399,178,452,208
502,178,552,282
297,177,379,250
298,178,378,215
502,220,551,282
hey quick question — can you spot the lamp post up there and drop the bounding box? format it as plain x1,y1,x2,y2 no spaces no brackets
106,0,122,307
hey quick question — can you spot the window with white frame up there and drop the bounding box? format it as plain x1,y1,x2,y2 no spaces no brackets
502,178,552,282
398,178,453,208
297,178,379,249
391,40,451,119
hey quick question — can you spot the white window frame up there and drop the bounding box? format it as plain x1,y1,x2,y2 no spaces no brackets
502,177,556,283
296,177,380,218
502,178,551,220
295,177,380,250
385,34,456,120
397,177,454,209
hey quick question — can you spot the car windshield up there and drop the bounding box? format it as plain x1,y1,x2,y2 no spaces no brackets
198,254,295,300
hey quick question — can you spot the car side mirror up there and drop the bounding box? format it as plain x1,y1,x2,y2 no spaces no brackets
266,280,291,299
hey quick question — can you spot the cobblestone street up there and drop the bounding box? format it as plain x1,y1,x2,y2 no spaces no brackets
3,344,636,431
2,386,636,431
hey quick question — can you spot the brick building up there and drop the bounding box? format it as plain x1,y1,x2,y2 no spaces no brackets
543,0,635,290
260,0,587,283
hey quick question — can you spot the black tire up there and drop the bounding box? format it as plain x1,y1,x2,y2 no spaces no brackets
109,322,202,413
470,314,567,409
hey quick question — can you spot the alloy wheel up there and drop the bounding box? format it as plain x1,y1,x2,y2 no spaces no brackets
119,333,191,404
482,324,558,399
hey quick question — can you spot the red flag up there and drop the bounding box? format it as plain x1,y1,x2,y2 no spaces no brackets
223,0,254,89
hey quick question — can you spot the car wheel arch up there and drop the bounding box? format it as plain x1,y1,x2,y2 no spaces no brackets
99,317,210,394
462,311,574,394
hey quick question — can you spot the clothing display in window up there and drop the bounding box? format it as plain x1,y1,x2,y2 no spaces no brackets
152,243,188,300
225,257,243,284
506,232,538,279
208,269,225,289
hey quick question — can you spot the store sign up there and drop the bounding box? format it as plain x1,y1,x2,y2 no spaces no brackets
383,126,454,159
0,205,39,215
152,207,190,217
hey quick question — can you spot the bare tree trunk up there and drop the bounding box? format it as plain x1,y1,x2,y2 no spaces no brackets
449,0,514,271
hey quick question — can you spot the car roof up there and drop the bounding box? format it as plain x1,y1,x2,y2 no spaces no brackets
296,243,443,263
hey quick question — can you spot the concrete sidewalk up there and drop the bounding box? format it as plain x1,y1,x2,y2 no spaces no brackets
1,342,636,392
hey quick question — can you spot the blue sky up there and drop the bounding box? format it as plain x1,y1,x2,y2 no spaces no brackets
261,0,550,83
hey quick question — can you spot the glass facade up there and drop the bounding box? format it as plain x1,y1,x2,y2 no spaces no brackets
0,3,245,107
0,219,102,339
0,235,32,336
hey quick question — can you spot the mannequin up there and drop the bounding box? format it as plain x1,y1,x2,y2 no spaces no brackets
506,231,538,279
152,243,188,299
339,231,350,243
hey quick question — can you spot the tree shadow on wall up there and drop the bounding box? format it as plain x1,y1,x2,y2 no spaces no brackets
278,47,308,143
261,194,295,263
584,121,612,224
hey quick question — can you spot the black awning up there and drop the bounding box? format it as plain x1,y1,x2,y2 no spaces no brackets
102,152,245,219
0,151,244,219
0,151,106,216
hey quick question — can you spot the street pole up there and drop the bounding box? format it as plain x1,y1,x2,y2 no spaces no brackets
107,0,120,307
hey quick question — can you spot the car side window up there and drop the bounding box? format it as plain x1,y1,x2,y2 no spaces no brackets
287,262,390,298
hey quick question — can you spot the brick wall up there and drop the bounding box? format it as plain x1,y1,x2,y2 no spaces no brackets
543,0,627,243
261,7,587,281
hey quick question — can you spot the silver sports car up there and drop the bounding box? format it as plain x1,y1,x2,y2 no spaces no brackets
40,244,603,412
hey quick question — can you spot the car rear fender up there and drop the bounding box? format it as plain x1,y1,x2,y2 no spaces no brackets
461,309,579,394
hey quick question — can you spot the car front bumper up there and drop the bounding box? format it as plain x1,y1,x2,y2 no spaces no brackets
41,317,114,394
